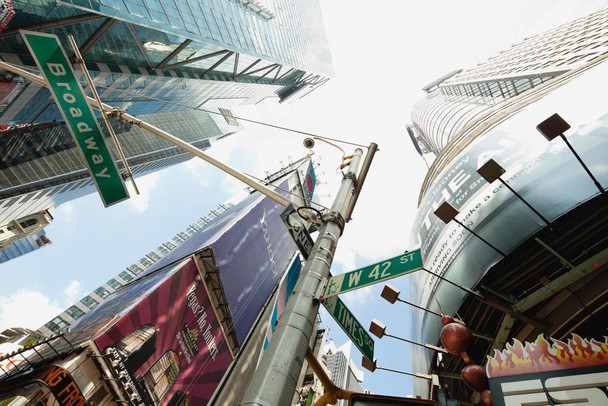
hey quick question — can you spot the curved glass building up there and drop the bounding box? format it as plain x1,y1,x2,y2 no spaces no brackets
407,7,608,403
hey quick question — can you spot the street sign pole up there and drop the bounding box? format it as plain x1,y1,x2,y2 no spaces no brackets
241,148,370,406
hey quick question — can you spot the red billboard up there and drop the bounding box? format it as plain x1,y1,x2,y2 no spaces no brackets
93,259,233,406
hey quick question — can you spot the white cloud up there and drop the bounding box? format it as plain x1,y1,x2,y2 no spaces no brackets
0,290,63,332
128,172,160,213
64,280,81,303
55,202,75,222
341,285,375,309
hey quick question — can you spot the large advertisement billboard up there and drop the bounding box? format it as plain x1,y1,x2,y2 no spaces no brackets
92,259,232,405
409,59,608,391
94,259,232,405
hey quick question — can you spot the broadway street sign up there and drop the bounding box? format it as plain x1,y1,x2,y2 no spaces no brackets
21,31,129,207
322,249,423,299
323,295,374,362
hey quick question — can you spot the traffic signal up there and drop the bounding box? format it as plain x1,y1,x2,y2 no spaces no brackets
348,393,438,406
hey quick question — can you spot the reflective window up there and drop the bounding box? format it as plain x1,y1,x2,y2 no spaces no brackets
80,296,100,310
65,305,86,320
107,278,124,290
95,287,112,299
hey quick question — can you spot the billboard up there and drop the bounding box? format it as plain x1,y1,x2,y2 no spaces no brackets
93,259,233,406
302,160,317,204
0,172,308,403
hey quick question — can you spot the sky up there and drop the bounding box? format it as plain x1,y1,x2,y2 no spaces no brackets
1,0,607,399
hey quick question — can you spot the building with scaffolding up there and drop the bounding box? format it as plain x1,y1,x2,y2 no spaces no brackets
406,7,608,404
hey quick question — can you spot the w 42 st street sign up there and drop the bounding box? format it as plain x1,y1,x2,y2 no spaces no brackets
322,249,422,299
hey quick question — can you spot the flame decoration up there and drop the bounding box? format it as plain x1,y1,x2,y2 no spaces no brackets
486,334,608,378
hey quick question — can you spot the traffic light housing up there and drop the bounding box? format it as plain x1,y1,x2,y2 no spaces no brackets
348,393,438,406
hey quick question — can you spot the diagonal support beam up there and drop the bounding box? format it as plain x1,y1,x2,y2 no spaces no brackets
236,58,261,77
164,49,230,69
201,51,234,76
125,23,153,69
79,18,117,56
512,247,608,312
274,67,294,82
232,53,240,78
255,64,279,81
156,39,193,69
245,63,278,77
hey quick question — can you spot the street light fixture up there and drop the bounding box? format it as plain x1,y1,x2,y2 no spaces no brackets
536,113,605,195
381,284,443,317
361,356,433,380
477,158,555,231
434,201,509,258
369,319,448,353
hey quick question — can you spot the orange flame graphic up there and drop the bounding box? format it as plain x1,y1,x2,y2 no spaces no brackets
486,334,608,378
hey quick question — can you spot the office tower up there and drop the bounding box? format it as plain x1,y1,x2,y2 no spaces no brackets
0,0,333,243
323,341,364,406
0,228,52,263
0,108,239,232
407,8,608,403
409,7,607,157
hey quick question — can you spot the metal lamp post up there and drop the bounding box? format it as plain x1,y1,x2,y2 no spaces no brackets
477,158,555,231
536,113,605,195
369,319,447,354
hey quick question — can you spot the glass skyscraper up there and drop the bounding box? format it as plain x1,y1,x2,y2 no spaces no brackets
0,0,333,256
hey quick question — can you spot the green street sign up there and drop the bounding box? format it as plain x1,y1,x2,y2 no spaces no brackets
21,31,129,207
323,249,423,299
323,295,374,362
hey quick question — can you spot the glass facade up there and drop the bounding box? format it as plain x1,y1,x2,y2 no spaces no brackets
0,109,224,228
0,229,52,263
0,0,332,237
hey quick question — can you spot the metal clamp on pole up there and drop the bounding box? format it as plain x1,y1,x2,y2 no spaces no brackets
320,211,345,235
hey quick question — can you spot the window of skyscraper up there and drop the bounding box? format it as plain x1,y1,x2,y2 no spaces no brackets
65,305,85,320
44,316,69,333
119,271,134,282
94,287,111,299
128,264,145,274
107,278,123,290
18,219,38,228
80,296,99,310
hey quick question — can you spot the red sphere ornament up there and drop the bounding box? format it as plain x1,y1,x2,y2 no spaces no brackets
461,364,489,392
441,315,454,326
480,389,493,406
440,321,473,355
